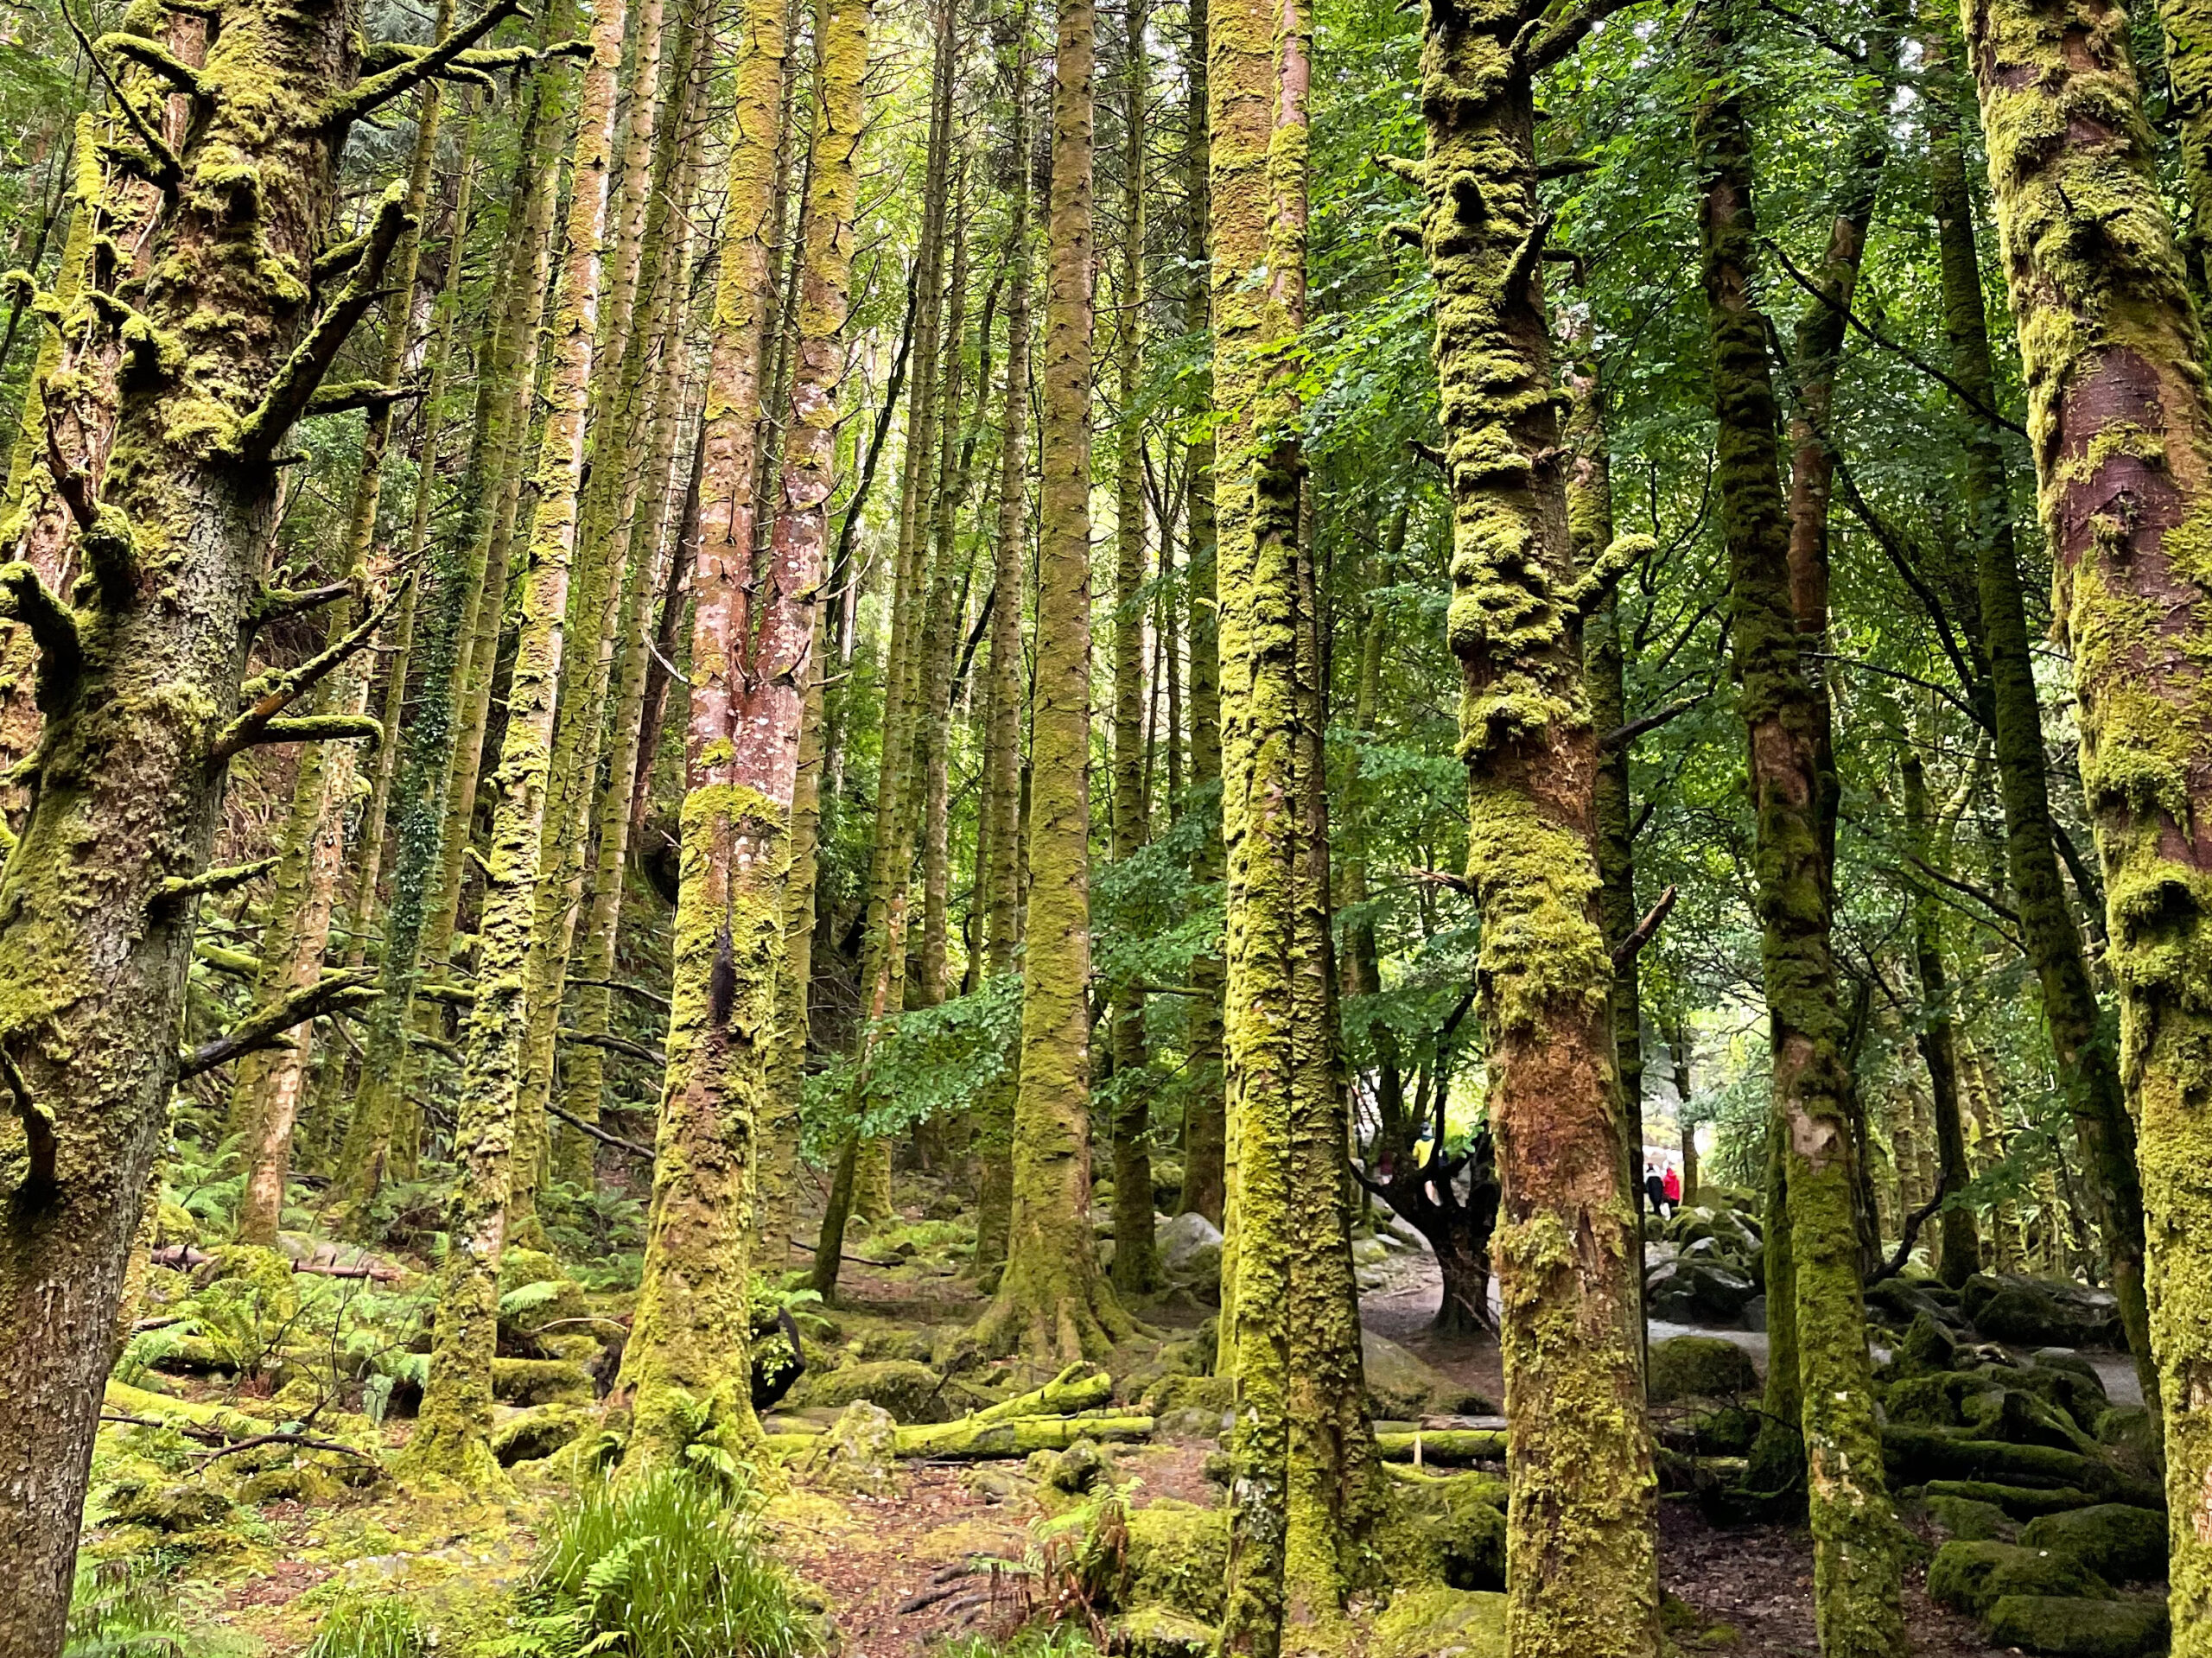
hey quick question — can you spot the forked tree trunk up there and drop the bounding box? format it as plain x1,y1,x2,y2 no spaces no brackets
621,0,871,1459
1693,3,1904,1645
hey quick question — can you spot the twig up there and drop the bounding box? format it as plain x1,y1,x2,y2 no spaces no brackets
548,1101,655,1160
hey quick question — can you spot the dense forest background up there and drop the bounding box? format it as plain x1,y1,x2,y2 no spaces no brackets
0,0,2206,1644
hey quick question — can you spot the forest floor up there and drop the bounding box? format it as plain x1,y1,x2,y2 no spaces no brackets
100,1194,2066,1658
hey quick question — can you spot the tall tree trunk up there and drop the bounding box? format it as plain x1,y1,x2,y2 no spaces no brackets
1387,3,1662,1652
973,0,1034,1272
1923,3,2156,1405
1965,0,2212,1604
399,0,627,1487
0,0,508,1620
333,27,573,1216
1214,0,1378,1645
1693,5,1904,1646
1109,3,1156,1295
974,0,1129,1363
557,11,710,1188
622,0,868,1462
1175,0,1226,1229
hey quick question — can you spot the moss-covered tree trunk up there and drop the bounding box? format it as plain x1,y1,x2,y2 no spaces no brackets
623,0,865,1463
399,0,627,1487
972,0,1033,1274
1963,0,2212,1618
1212,0,1380,1645
1380,3,1662,1652
975,0,1130,1364
0,0,524,1620
332,26,575,1217
1693,5,1904,1646
553,0,711,1188
1903,745,1982,1286
1177,0,1227,1225
1923,3,2154,1401
1108,1,1156,1295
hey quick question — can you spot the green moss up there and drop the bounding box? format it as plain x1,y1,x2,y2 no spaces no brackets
2020,1504,2169,1583
1647,1336,1761,1402
1370,1585,1506,1658
1925,1540,2113,1620
1980,1593,2171,1656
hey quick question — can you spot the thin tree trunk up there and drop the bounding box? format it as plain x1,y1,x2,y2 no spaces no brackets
1213,0,1378,1643
1693,5,1904,1645
974,0,1129,1363
1175,0,1225,1229
399,0,627,1486
973,0,1035,1272
1108,2,1155,1295
1966,0,2212,1591
621,0,868,1463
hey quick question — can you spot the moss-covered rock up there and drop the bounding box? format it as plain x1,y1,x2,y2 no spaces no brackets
1963,1274,2125,1349
1140,1373,1233,1417
1029,1438,1112,1496
1370,1585,1507,1658
1981,1594,2170,1656
1380,1467,1508,1590
490,1358,594,1407
1647,1335,1759,1401
490,1402,589,1467
494,1248,589,1344
1959,1387,2101,1455
1923,1479,2098,1519
793,1358,957,1424
1643,1257,1758,1324
1109,1604,1214,1658
103,1478,237,1532
1889,1310,1961,1376
2021,1505,2169,1583
1118,1498,1230,1621
234,1463,344,1506
1925,1540,2113,1620
798,1402,899,1496
1362,1331,1495,1419
1926,1494,2018,1541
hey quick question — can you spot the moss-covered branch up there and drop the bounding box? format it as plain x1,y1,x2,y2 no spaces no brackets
0,561,82,708
236,187,412,460
890,1413,1154,1459
177,971,380,1080
319,0,529,126
213,584,403,762
156,855,280,906
93,33,207,99
252,581,353,626
303,380,421,418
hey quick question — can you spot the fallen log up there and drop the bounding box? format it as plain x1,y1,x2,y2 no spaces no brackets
964,1363,1113,1426
894,1413,1154,1460
148,1243,402,1281
1375,1428,1509,1466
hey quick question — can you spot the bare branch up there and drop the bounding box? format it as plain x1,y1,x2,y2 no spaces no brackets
549,1102,655,1161
1611,884,1678,967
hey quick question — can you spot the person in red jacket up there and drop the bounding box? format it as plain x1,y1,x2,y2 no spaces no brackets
1662,1163,1682,1210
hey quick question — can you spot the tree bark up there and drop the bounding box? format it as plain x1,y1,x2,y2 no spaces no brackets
974,0,1130,1365
1694,5,1904,1645
1387,1,1662,1651
398,0,627,1487
1964,0,2212,1613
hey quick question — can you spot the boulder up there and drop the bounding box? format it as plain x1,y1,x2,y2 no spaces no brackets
1156,1213,1224,1297
2022,1505,2169,1584
1890,1312,1961,1377
1925,1540,2113,1622
491,1401,588,1467
1923,1479,2099,1520
1644,1258,1756,1324
1117,1499,1231,1622
104,1478,237,1533
794,1359,957,1424
1925,1495,2018,1541
1371,1586,1506,1658
1981,1594,2169,1657
1363,1331,1495,1420
1382,1468,1507,1590
1865,1277,1962,1335
1109,1606,1214,1658
1646,1335,1758,1402
798,1402,899,1496
1964,1274,2124,1349
490,1357,594,1407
